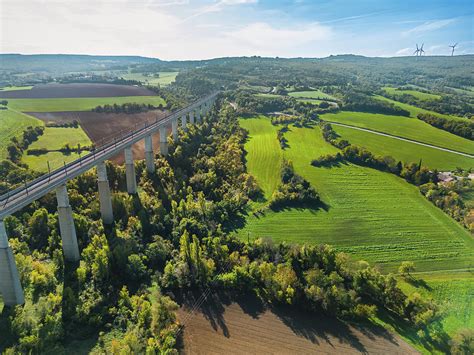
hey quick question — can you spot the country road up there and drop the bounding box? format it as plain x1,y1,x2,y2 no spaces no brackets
327,121,474,159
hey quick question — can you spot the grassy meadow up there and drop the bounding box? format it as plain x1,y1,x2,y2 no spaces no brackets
0,109,43,160
382,87,441,101
375,95,466,122
240,116,282,202
237,116,474,273
122,71,178,86
321,111,474,155
21,127,92,171
0,86,34,92
288,89,337,101
332,125,473,170
2,96,166,112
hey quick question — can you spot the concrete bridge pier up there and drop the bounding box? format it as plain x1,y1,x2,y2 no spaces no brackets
97,161,114,224
196,108,201,123
0,220,25,306
181,114,187,132
172,118,178,141
124,147,137,194
144,135,155,173
189,111,195,125
159,126,168,156
56,184,80,262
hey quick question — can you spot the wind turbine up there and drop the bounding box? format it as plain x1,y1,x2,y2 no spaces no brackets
413,44,420,56
449,43,458,56
419,43,425,56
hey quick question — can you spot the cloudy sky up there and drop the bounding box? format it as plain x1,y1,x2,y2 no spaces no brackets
1,0,473,59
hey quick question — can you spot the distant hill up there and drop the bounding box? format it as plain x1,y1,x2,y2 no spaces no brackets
0,54,161,73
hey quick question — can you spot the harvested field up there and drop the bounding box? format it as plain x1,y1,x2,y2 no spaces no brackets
0,83,156,99
177,293,416,355
29,110,170,164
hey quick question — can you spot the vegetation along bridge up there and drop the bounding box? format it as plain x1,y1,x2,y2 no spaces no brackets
0,92,219,306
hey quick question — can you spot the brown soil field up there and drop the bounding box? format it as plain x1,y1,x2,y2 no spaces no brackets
177,293,417,355
29,110,170,164
0,83,156,98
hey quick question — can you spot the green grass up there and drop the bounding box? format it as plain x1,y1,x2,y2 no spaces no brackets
0,86,33,91
383,87,441,101
332,125,474,170
0,109,43,160
321,111,474,155
122,71,178,86
239,116,282,202
375,95,466,122
21,127,92,171
288,90,337,101
237,116,474,273
1,96,166,112
400,271,474,335
255,93,282,99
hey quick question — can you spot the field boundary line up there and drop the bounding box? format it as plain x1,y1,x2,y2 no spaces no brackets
326,121,474,158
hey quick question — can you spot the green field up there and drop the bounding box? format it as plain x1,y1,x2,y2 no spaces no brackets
255,93,282,99
383,87,441,101
237,116,474,273
0,86,33,92
288,90,337,101
375,95,466,122
122,71,178,86
21,127,92,171
240,116,282,202
321,111,474,155
399,271,474,336
332,125,473,170
1,96,166,112
0,109,43,160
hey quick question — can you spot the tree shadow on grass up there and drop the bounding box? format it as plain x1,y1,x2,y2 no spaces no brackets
269,199,330,214
405,277,433,291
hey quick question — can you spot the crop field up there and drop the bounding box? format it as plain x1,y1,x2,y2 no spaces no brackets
237,116,474,273
0,110,42,160
4,96,165,112
0,83,156,99
239,117,282,202
178,293,416,354
383,87,441,101
375,95,466,122
332,125,474,170
288,89,337,101
122,71,178,86
30,110,168,165
321,111,474,155
0,86,33,92
21,126,92,171
255,93,281,98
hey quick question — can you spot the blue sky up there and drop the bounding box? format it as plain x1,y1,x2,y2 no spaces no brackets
2,0,473,59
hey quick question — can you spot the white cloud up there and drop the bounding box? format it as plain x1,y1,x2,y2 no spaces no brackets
225,22,332,54
183,0,257,21
402,18,456,36
395,47,412,56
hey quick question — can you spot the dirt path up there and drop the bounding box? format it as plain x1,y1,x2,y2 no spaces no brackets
177,293,417,355
327,121,474,158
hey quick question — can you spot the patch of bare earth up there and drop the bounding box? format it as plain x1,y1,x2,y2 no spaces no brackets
177,293,417,355
28,110,171,164
0,83,156,98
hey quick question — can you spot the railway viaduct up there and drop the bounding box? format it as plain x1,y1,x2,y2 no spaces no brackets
0,92,219,306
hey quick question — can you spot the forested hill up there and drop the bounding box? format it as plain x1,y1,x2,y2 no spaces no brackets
0,54,162,72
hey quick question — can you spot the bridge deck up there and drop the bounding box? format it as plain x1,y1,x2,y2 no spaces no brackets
0,93,218,219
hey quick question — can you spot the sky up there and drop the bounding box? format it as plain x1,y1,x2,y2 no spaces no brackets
1,0,473,60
